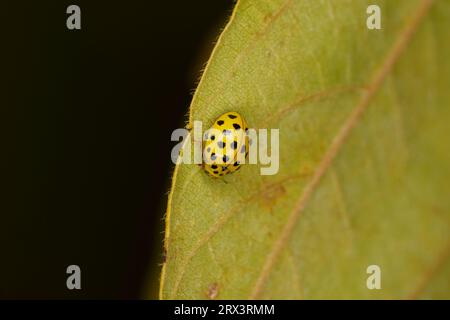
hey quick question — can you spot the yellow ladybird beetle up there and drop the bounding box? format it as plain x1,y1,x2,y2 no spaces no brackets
202,112,249,177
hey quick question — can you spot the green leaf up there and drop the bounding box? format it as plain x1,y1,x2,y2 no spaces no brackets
159,0,450,299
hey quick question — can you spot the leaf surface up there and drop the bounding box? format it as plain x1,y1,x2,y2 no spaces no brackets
160,0,450,299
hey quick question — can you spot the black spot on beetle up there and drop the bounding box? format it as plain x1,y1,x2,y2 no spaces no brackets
211,165,218,169
210,135,215,141
222,155,229,163
211,153,217,160
228,114,237,119
233,123,241,130
231,141,238,149
233,161,240,166
213,170,219,174
222,129,231,135
218,141,225,148
222,166,228,171
217,120,224,126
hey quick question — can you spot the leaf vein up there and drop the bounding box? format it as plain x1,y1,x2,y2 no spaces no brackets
249,0,436,299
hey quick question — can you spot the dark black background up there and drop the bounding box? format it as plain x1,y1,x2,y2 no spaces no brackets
1,1,233,299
